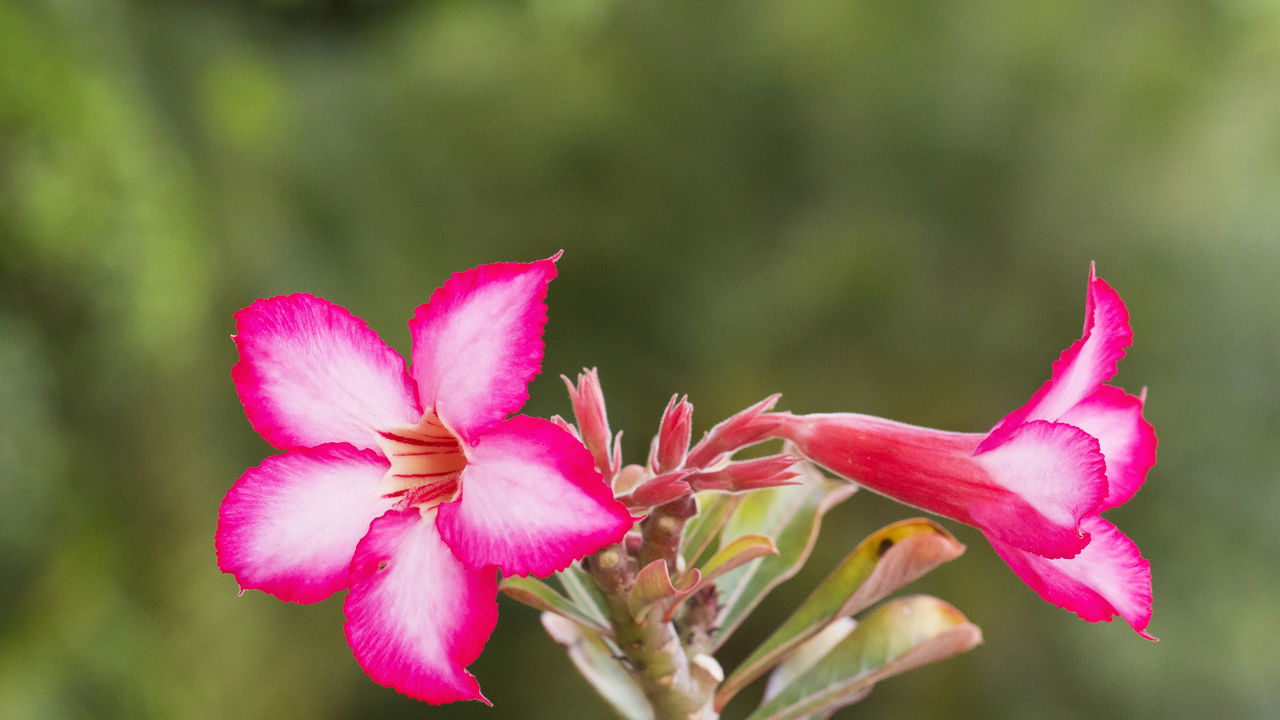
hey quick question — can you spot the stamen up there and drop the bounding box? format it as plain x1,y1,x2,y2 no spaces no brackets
375,412,466,507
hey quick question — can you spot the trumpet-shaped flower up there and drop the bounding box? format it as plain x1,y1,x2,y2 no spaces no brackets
216,256,633,703
768,266,1156,638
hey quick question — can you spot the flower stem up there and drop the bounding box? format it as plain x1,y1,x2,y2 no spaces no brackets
585,497,720,720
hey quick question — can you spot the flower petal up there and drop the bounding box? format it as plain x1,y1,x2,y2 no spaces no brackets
216,444,393,603
973,420,1108,558
436,415,633,577
986,266,1133,446
233,294,421,450
987,515,1155,640
344,508,499,704
409,258,557,441
1059,385,1157,510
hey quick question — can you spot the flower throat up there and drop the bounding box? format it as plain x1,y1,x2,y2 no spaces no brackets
376,412,465,509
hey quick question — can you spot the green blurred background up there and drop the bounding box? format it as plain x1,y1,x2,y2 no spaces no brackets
2,0,1278,718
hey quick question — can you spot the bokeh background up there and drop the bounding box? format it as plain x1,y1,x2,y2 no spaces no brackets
3,0,1278,718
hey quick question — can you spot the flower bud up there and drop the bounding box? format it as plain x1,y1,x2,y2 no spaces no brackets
650,394,693,473
686,454,801,493
562,368,613,479
619,471,694,509
686,394,783,468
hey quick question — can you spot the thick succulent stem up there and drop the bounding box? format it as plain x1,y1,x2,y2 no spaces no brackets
638,495,697,569
585,497,720,720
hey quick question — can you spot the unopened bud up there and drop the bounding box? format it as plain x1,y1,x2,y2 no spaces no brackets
562,368,613,479
686,394,783,468
651,394,693,473
620,471,693,509
687,454,800,493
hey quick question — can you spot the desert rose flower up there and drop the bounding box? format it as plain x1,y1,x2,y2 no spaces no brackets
216,256,633,703
768,266,1156,638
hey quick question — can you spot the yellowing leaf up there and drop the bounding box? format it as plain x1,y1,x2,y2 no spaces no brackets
717,518,964,708
745,596,982,720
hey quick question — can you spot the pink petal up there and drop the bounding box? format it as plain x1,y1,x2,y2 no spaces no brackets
233,294,421,450
974,420,1108,558
986,266,1133,447
988,515,1155,640
344,509,499,704
216,444,393,603
409,258,558,441
436,415,633,577
1060,385,1157,510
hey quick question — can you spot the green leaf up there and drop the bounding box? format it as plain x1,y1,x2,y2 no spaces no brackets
712,459,858,647
717,519,964,708
744,595,983,720
627,559,701,620
762,617,857,703
680,491,743,569
700,533,778,585
500,575,613,637
541,613,654,720
556,561,610,626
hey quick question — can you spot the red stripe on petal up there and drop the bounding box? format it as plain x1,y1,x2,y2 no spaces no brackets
377,431,457,447
437,416,633,577
344,509,499,704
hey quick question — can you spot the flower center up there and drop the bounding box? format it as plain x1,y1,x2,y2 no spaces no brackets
375,412,465,510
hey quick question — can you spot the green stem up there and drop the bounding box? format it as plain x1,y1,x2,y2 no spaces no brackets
585,497,721,720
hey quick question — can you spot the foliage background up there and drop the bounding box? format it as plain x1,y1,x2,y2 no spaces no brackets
2,0,1278,718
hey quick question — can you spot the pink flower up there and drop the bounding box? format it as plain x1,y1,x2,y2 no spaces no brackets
769,265,1157,638
216,256,633,703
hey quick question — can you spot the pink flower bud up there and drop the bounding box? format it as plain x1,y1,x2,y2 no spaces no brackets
562,368,613,480
685,394,782,469
686,454,801,492
650,394,693,473
619,471,694,509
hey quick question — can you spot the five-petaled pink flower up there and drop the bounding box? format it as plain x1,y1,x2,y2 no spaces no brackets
216,255,633,703
768,265,1157,638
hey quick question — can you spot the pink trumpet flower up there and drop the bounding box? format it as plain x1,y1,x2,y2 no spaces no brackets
769,266,1156,638
216,256,633,703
